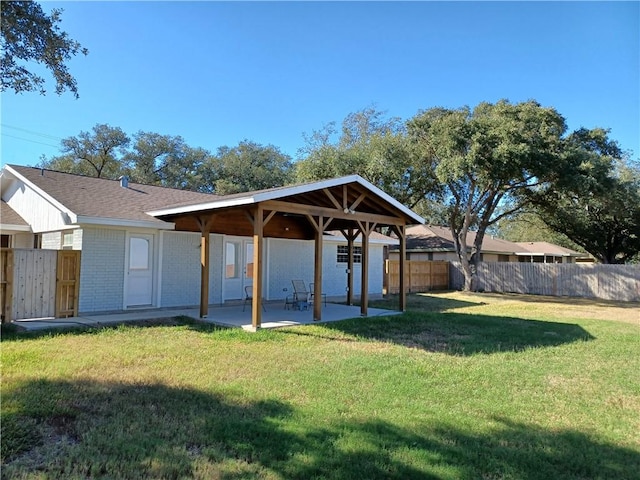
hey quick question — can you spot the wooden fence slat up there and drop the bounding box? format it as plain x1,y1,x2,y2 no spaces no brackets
386,260,450,294
450,262,640,302
0,249,81,322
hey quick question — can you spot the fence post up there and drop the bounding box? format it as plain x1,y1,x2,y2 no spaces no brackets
1,249,14,324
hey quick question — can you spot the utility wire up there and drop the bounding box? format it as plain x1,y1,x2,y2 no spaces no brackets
1,124,63,142
1,133,60,148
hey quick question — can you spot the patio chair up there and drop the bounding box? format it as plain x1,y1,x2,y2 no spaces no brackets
291,280,311,310
243,285,266,312
309,283,327,307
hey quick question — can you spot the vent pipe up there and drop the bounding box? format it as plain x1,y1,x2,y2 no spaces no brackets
119,176,129,188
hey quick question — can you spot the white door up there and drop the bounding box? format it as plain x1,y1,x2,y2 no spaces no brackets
223,239,254,301
126,234,153,306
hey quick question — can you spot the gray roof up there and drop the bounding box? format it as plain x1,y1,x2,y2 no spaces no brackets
394,225,586,257
1,199,29,227
5,165,218,226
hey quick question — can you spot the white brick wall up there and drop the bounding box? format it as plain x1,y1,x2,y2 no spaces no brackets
41,232,61,249
78,227,126,313
160,232,223,308
267,238,385,300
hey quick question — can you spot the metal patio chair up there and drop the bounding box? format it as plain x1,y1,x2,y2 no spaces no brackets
243,285,266,312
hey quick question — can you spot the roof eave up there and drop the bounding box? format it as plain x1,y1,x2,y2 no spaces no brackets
0,224,32,232
76,216,175,230
147,175,425,225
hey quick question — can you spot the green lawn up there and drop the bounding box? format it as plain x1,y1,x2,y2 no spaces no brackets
2,292,639,479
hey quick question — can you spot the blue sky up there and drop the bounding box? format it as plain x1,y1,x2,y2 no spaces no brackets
2,1,638,168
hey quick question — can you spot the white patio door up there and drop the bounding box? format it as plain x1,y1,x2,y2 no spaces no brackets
223,238,254,301
126,234,154,306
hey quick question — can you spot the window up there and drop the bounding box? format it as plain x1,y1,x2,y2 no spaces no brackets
225,242,239,278
62,231,74,250
1,234,10,248
129,237,150,270
337,245,362,263
498,254,510,262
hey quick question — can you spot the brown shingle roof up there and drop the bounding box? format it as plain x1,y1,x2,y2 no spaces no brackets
400,225,520,254
515,242,585,257
8,165,218,225
394,225,585,257
1,199,29,227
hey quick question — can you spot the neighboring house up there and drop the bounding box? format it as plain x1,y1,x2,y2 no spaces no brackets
389,225,588,263
1,165,422,325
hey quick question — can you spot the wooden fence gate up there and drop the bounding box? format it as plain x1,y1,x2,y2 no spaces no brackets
385,260,449,294
0,249,81,323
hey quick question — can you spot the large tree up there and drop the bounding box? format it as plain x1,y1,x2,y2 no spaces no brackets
203,141,293,195
529,128,640,264
496,212,582,251
124,132,209,191
42,124,130,178
408,100,567,291
1,1,88,97
295,107,440,209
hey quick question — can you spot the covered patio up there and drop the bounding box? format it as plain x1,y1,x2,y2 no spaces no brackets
13,302,401,332
148,175,423,330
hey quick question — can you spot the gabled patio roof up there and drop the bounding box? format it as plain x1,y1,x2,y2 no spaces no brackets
148,175,423,240
149,175,424,329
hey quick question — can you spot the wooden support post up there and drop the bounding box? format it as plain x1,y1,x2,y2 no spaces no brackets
357,221,376,317
397,225,407,312
313,217,323,321
347,231,355,306
340,228,357,306
197,215,216,318
252,205,264,330
200,227,210,318
307,214,331,322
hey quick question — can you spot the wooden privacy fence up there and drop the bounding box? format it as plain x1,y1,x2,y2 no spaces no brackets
1,249,81,323
450,262,640,302
385,260,449,294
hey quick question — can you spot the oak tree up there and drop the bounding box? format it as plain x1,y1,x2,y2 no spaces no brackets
1,1,88,97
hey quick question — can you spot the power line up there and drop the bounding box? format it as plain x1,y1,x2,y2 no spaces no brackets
1,124,63,142
1,133,60,148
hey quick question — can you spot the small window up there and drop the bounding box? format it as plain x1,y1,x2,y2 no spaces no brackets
129,237,150,270
225,242,239,279
337,245,362,263
498,254,510,262
1,234,10,248
62,232,74,250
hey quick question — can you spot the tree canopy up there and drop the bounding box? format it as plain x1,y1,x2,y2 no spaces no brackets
39,125,293,195
528,128,640,264
407,100,568,290
35,101,638,270
295,107,440,209
1,1,88,97
205,141,293,195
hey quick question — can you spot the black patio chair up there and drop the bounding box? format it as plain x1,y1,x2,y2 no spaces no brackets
243,285,266,312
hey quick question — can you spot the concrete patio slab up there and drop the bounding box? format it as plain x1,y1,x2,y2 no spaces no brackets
12,302,402,332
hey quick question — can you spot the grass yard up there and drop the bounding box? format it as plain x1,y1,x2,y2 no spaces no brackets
2,292,639,479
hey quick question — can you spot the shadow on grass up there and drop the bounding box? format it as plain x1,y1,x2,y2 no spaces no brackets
2,379,638,479
0,316,229,343
370,292,485,313
316,311,594,355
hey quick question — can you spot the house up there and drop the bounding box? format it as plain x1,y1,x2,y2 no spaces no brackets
1,165,423,327
388,225,588,263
